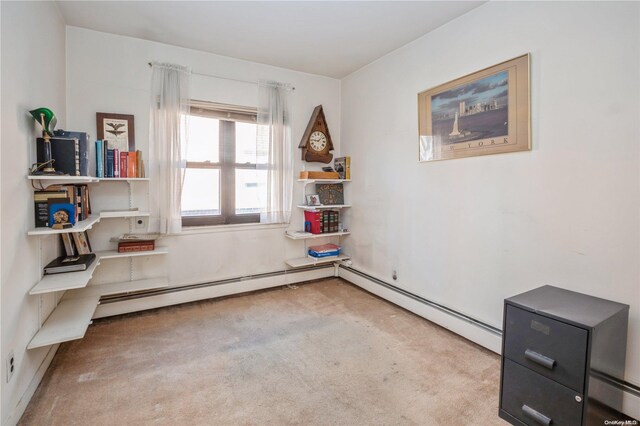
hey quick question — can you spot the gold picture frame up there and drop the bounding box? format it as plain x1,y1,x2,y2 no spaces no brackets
418,54,530,162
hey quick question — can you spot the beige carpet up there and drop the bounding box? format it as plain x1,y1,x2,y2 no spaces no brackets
20,278,503,425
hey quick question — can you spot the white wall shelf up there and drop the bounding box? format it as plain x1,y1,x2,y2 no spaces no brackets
99,210,151,219
297,179,351,184
29,259,101,295
66,277,169,299
27,215,101,236
28,175,99,186
296,204,351,210
27,294,101,349
285,254,350,269
285,231,350,240
96,247,168,260
98,178,149,182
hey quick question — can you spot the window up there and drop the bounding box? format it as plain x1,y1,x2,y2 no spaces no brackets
181,102,267,226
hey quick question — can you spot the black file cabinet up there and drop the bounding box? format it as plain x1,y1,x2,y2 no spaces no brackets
499,285,629,425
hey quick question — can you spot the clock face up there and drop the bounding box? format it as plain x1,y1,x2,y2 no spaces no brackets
309,131,327,152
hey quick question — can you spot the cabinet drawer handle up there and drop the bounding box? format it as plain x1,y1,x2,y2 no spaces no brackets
524,349,556,370
522,404,552,426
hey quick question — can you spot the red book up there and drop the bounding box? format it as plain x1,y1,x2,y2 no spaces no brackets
119,152,128,178
304,210,322,234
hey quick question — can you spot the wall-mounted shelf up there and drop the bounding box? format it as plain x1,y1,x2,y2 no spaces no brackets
29,259,101,295
99,211,150,219
296,204,351,210
285,231,350,240
27,294,101,349
98,178,149,182
66,277,169,299
297,179,351,183
28,175,99,186
27,215,101,236
95,247,168,260
285,254,350,269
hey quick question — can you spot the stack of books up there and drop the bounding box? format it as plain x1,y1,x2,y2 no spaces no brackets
44,253,96,275
308,243,341,259
33,184,91,227
95,140,145,178
113,234,158,253
321,210,339,233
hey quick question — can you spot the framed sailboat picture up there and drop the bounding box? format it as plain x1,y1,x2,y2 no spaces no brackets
418,54,530,162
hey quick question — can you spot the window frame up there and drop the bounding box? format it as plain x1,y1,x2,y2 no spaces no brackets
182,102,261,227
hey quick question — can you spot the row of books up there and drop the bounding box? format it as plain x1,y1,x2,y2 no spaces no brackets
304,210,340,234
34,185,92,228
95,140,145,178
45,232,95,274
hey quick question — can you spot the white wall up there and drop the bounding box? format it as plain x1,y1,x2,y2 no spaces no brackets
340,1,640,386
65,27,341,291
1,1,67,424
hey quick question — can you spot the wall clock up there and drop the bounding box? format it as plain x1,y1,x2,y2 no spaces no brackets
299,105,334,163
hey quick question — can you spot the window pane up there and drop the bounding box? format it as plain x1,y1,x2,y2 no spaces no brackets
235,169,267,214
236,122,265,164
185,115,219,162
181,168,220,216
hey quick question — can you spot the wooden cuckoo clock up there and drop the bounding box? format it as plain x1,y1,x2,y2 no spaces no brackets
299,105,334,163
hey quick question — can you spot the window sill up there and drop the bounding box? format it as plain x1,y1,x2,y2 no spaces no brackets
178,222,289,236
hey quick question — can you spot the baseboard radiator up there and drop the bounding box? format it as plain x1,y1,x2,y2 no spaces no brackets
338,265,640,420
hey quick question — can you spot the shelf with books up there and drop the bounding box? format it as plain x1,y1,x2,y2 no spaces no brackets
98,177,150,182
27,215,101,236
285,254,351,269
296,204,351,210
96,247,168,260
285,231,350,240
27,294,101,350
29,259,101,295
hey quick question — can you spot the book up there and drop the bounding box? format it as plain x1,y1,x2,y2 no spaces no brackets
37,137,80,176
44,254,96,274
127,152,137,177
118,241,155,253
95,140,104,177
308,243,341,258
72,231,92,255
136,150,144,178
113,148,120,178
53,130,90,176
34,191,68,227
120,152,128,178
316,183,344,205
303,210,322,234
106,149,115,177
333,156,350,180
60,234,76,257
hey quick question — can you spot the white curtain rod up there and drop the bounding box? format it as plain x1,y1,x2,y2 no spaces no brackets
147,62,295,91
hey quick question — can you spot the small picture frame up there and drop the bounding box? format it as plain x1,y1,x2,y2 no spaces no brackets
306,194,322,206
96,112,135,152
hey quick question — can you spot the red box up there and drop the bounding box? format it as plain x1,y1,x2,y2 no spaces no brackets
304,210,322,234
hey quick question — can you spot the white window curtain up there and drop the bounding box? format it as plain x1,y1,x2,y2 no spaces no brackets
258,80,294,224
149,62,191,234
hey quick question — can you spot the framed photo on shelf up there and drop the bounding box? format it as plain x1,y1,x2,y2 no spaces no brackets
418,54,530,162
96,112,135,152
306,194,322,206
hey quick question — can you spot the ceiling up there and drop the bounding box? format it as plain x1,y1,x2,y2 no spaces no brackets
56,1,485,79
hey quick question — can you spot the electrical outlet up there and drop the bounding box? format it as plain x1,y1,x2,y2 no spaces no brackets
6,351,15,383
135,217,146,229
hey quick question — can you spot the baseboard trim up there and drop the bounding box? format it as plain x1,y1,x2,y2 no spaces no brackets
6,344,59,426
338,266,502,353
338,266,640,419
93,265,335,319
